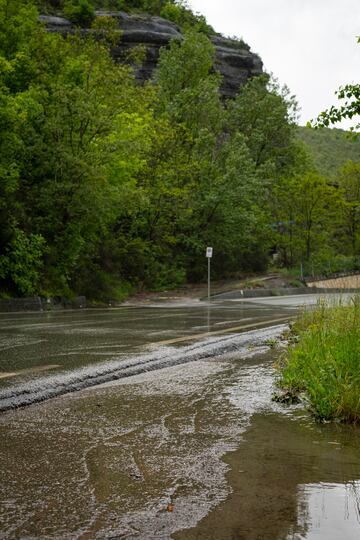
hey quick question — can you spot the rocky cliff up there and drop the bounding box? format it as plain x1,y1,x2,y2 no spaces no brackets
39,11,263,98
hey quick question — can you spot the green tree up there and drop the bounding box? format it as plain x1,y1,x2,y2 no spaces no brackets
0,3,151,296
185,132,271,278
337,161,360,256
226,75,299,177
272,173,340,265
24,33,150,294
312,38,359,132
63,0,95,26
0,1,315,299
0,230,45,296
156,30,222,136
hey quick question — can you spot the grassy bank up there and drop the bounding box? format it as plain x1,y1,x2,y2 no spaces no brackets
276,296,360,423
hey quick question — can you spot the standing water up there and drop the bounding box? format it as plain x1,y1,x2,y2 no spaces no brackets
0,301,359,538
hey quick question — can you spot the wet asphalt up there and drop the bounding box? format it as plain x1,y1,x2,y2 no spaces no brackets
0,299,295,377
0,293,359,539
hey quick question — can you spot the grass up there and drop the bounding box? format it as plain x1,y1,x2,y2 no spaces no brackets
241,279,264,289
275,296,360,423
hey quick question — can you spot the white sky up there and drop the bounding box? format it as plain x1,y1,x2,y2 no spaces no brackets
188,0,360,128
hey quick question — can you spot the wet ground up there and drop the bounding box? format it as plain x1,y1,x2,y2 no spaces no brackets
175,412,360,540
0,293,345,391
0,294,359,539
0,298,296,410
0,299,294,376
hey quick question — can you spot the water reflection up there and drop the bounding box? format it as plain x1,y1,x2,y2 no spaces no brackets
0,302,293,383
177,413,360,540
290,481,360,540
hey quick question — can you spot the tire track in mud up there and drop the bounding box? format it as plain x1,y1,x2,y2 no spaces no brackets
0,322,289,412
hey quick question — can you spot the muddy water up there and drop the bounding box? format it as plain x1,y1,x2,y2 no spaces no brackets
1,326,360,539
175,414,360,540
0,334,276,539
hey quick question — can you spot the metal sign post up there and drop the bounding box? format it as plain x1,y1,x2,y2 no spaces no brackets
206,247,213,301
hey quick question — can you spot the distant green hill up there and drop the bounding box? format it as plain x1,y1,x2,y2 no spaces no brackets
297,126,360,178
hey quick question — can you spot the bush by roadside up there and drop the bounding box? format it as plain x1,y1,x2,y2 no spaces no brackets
275,296,360,423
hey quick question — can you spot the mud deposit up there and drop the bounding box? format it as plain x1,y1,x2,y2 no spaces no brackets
0,316,359,539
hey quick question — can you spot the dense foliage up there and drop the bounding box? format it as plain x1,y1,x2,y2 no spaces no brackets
0,1,359,300
277,297,360,423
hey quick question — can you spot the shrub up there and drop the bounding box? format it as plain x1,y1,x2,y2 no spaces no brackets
0,229,45,296
160,1,214,34
64,0,95,27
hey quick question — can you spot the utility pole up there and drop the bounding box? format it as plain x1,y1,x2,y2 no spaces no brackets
206,247,213,301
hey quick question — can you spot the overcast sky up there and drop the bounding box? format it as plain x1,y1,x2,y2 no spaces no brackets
188,0,360,128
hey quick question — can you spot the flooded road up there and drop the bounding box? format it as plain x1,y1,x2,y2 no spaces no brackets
0,294,359,539
0,299,293,374
0,299,295,410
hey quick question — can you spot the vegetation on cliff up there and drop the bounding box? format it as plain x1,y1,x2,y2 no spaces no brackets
38,0,215,34
0,0,359,300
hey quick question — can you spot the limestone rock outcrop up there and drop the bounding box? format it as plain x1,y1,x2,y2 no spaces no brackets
39,11,263,98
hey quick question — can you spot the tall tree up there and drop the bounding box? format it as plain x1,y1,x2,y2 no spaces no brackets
337,161,360,257
272,173,340,265
226,75,299,178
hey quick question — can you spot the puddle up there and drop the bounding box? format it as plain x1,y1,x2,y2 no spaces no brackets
175,413,360,540
291,481,360,539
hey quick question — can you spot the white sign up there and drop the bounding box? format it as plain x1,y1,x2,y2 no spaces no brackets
206,247,213,258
